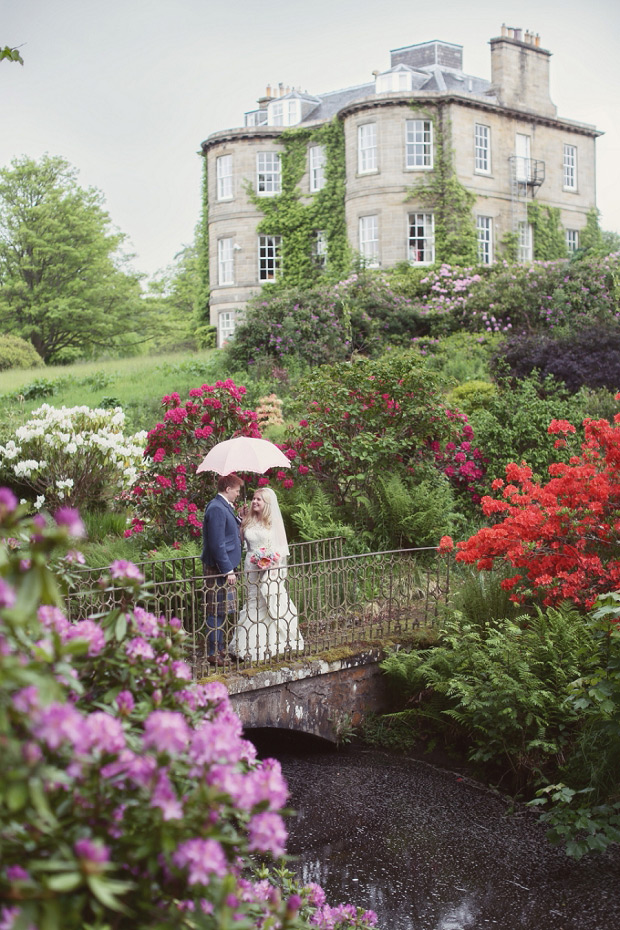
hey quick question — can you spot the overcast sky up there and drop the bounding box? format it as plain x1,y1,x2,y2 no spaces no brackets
2,0,619,280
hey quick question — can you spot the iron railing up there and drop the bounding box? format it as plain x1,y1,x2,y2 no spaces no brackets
66,538,449,678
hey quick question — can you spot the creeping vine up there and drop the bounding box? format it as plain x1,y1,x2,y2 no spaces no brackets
407,104,478,266
247,118,350,287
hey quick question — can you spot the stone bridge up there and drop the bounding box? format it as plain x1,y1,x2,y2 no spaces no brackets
222,646,400,744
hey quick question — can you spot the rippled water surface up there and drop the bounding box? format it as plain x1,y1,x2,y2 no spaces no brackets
257,736,620,930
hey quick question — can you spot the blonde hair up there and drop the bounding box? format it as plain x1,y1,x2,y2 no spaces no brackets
242,487,273,532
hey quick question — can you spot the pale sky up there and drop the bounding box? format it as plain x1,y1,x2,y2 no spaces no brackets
2,0,619,280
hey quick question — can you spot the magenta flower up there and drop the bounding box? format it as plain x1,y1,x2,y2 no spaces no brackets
0,487,18,518
151,772,184,820
84,712,126,754
66,619,105,656
0,578,16,609
125,637,155,663
33,702,87,752
109,559,145,583
6,865,30,882
247,812,287,858
172,838,228,885
143,710,190,755
116,690,134,715
55,507,86,538
75,838,110,873
132,606,160,638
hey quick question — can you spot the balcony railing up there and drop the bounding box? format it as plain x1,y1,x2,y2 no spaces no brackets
66,539,449,678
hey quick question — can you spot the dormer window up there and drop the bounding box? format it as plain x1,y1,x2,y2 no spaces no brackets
375,69,413,93
267,98,301,127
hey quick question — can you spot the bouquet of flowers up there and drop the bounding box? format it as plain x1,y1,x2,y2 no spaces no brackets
250,547,281,570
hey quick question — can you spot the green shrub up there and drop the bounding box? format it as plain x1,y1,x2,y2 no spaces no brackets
0,333,44,371
381,603,594,790
447,380,497,415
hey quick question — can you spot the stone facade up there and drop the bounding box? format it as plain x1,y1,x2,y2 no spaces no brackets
201,28,601,346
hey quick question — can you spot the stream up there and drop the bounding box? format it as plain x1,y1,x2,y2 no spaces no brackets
252,732,620,930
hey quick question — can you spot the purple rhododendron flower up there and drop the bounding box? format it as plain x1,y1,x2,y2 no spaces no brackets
247,811,287,858
305,883,326,907
84,711,126,755
6,865,29,882
143,710,190,755
110,559,145,582
125,637,155,663
172,838,228,885
116,690,134,715
0,487,18,517
55,507,86,538
171,659,192,681
0,578,16,609
189,719,245,769
132,606,159,637
151,771,184,820
75,838,110,865
33,701,86,752
65,619,105,656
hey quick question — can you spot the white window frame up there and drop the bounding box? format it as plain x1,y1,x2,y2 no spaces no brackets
309,145,326,192
563,144,578,191
268,98,301,127
474,124,491,175
376,70,413,93
566,228,580,252
515,133,532,182
408,213,435,265
518,222,533,261
256,152,281,195
216,155,233,201
314,230,328,268
359,215,379,266
405,120,433,170
218,311,236,346
358,123,377,174
217,237,234,286
476,216,493,265
258,235,282,282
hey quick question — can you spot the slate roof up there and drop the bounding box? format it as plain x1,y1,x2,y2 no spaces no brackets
246,63,496,130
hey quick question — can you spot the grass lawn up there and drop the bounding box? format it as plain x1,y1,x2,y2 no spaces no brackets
0,349,236,433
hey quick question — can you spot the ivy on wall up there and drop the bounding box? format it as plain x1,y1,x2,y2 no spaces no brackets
248,118,349,288
527,201,568,261
407,105,479,266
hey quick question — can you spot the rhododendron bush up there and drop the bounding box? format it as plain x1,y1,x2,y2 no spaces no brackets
127,380,261,546
0,492,377,930
455,409,620,608
0,404,147,511
278,353,486,519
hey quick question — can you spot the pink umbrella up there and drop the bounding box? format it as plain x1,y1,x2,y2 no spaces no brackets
196,436,292,476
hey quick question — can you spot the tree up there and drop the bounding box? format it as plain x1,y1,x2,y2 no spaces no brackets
143,245,202,352
0,155,145,362
0,45,23,65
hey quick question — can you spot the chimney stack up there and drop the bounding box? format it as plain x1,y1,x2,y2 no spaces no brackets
489,27,556,117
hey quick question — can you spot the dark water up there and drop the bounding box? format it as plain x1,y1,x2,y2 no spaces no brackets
253,733,620,930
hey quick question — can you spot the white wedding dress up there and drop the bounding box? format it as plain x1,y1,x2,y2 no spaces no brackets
229,522,304,661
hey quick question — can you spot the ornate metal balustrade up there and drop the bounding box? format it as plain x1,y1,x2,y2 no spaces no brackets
66,539,449,678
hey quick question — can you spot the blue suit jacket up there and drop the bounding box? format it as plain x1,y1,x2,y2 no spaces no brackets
201,495,242,575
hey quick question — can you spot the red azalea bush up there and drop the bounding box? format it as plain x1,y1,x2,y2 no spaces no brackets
277,354,486,507
126,380,261,546
455,408,620,608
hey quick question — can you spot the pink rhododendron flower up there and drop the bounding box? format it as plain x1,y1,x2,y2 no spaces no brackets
247,811,287,857
110,560,144,583
55,507,86,538
172,838,228,885
143,710,190,755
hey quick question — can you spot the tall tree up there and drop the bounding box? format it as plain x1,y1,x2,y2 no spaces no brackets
0,155,145,362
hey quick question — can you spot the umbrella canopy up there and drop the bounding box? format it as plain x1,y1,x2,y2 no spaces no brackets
196,436,292,476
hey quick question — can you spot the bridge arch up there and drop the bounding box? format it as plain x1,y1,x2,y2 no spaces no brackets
226,649,394,744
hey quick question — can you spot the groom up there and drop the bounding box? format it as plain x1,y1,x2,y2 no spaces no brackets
201,473,244,662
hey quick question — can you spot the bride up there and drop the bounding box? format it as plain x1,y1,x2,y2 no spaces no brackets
229,486,304,661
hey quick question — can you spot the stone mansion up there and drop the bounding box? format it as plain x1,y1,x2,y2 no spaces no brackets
201,27,600,346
